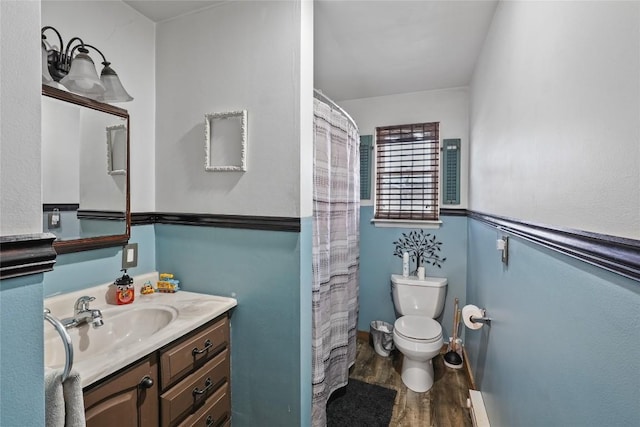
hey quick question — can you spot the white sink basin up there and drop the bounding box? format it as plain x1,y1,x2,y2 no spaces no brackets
44,304,177,368
43,273,237,388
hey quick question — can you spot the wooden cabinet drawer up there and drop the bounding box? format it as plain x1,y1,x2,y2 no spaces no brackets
177,383,230,427
160,349,229,426
161,316,228,390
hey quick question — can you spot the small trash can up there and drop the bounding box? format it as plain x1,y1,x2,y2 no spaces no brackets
370,320,395,357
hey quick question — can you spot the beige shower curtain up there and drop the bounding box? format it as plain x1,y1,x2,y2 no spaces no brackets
311,96,360,426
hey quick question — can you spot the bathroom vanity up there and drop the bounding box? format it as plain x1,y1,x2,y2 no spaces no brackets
44,274,237,427
83,314,230,426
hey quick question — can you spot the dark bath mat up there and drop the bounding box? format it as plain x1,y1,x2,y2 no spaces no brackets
326,378,397,427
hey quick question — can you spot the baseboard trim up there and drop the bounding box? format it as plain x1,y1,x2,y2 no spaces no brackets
0,233,57,280
357,330,370,343
463,345,477,390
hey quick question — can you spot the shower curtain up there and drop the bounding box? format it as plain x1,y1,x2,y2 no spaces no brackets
311,97,360,426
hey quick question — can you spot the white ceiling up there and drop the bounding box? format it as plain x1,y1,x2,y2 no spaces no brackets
122,0,498,102
315,0,498,101
123,0,225,23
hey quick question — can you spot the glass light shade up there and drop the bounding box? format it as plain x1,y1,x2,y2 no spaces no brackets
60,52,105,97
98,65,133,102
41,43,53,83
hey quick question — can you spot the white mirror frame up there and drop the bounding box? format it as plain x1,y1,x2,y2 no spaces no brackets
106,124,127,175
205,110,247,172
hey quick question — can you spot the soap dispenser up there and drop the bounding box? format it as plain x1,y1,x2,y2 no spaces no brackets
107,269,135,305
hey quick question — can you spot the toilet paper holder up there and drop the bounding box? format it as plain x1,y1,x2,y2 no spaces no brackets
468,308,492,326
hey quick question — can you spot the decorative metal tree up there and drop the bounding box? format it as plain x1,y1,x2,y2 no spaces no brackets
393,230,446,274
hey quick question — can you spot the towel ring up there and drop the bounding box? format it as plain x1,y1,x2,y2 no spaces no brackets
44,308,73,382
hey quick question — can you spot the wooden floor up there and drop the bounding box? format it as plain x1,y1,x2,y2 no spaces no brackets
349,335,473,427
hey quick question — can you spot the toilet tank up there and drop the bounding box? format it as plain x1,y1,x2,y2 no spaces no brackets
391,274,447,318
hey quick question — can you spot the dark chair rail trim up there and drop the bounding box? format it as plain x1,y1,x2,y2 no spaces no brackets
76,210,126,221
5,210,633,281
132,212,301,232
0,233,57,280
440,208,468,217
468,211,640,282
43,204,80,212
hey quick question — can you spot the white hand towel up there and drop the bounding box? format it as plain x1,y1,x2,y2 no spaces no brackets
62,370,86,427
45,368,65,427
45,368,86,427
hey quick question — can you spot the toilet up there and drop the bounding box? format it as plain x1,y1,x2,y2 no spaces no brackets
391,274,447,392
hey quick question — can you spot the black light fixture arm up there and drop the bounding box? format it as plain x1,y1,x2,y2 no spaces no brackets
65,37,89,57
82,44,110,67
41,25,64,53
41,26,97,80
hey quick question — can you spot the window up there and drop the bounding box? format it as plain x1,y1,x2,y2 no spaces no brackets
375,122,440,222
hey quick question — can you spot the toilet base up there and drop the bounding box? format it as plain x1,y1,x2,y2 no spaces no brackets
401,357,435,392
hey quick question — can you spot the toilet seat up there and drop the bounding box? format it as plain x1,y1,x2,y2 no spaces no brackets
394,315,442,343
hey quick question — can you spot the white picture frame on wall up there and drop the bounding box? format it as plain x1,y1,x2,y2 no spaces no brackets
205,110,247,172
106,124,127,175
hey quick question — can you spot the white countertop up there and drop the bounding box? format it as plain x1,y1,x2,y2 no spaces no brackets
44,272,237,388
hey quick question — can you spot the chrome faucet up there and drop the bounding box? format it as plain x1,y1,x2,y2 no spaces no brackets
62,296,104,329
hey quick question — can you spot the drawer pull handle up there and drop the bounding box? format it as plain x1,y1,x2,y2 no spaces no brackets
192,377,213,397
205,415,214,426
192,339,213,356
139,376,154,389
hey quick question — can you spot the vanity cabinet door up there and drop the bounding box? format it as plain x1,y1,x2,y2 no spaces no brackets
84,355,159,427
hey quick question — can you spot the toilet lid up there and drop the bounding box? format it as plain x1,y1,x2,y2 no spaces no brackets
395,315,442,342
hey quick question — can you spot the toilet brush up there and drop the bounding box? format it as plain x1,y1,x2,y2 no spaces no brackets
444,299,463,369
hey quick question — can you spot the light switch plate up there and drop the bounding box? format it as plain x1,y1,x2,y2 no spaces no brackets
122,243,138,269
499,236,509,265
48,212,61,229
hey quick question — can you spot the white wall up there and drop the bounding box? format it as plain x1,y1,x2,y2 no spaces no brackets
339,87,470,208
0,0,42,235
79,109,127,211
299,0,314,218
42,98,80,204
42,0,156,212
470,1,640,239
155,1,305,217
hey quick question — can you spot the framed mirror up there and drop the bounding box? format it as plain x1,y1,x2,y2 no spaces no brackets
42,84,130,254
205,110,247,172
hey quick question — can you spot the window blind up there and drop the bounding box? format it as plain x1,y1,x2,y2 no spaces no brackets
375,122,440,220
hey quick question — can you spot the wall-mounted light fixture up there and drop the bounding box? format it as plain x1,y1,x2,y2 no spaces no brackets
41,26,133,103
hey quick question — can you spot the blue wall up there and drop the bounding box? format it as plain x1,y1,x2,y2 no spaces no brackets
0,275,45,426
466,218,640,426
43,225,156,297
299,217,313,426
36,221,311,427
155,223,308,427
359,206,468,339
